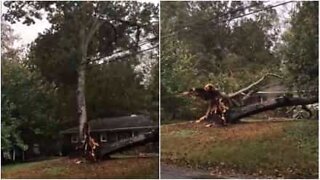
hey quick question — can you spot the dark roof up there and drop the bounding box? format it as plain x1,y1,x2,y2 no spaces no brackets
61,115,158,134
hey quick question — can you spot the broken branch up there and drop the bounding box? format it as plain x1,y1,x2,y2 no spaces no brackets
228,73,282,99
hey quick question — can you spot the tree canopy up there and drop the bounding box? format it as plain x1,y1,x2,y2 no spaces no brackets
279,1,318,94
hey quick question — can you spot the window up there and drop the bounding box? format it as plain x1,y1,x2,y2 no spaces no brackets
33,144,40,154
132,131,139,137
71,135,79,143
100,133,107,142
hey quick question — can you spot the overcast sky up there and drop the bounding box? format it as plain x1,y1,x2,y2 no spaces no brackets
2,1,294,48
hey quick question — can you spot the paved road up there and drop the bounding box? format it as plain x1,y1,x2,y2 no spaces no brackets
161,164,220,179
161,163,259,179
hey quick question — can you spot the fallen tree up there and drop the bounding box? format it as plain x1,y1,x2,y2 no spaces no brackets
98,130,158,158
76,123,158,161
227,96,318,123
182,74,318,125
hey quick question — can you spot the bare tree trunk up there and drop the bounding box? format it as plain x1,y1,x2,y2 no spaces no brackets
75,16,103,162
12,149,15,161
226,96,318,123
77,18,102,139
77,27,88,139
77,63,87,139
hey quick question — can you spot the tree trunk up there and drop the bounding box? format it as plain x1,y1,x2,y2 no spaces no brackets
77,26,87,139
77,18,101,139
77,62,87,139
226,96,318,123
76,17,102,161
12,149,15,161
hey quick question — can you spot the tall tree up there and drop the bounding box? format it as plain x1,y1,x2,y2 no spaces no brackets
4,1,158,138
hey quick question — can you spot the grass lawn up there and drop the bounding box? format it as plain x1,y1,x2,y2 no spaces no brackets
1,156,159,179
161,119,318,178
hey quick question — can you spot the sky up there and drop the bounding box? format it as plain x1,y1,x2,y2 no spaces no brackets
1,3,51,48
2,1,294,48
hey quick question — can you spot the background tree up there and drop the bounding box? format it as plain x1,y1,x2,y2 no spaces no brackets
278,1,318,95
1,22,60,157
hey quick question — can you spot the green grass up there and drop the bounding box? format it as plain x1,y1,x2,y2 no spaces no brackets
1,157,159,178
1,158,57,172
161,119,318,178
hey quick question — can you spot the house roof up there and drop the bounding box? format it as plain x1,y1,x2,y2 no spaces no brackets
60,115,158,134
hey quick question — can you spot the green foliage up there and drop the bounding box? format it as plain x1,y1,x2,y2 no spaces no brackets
1,23,60,153
279,1,318,94
161,1,281,120
2,59,60,152
4,1,159,119
21,1,158,86
86,61,153,118
1,96,25,150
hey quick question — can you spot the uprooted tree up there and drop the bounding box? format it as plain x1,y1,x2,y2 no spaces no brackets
182,73,318,126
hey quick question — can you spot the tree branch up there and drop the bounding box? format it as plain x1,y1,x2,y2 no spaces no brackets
228,73,283,98
85,17,102,49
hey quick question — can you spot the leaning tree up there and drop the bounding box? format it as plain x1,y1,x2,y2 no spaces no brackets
3,1,158,159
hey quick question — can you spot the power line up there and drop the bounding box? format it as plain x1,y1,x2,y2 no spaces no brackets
161,2,261,39
106,45,158,63
161,1,294,39
223,1,294,23
88,44,158,65
85,37,158,64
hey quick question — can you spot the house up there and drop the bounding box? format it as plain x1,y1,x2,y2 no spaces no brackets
60,115,159,155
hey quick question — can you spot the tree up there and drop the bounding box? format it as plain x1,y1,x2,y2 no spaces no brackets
1,22,26,154
279,1,318,94
3,1,159,140
1,22,60,157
